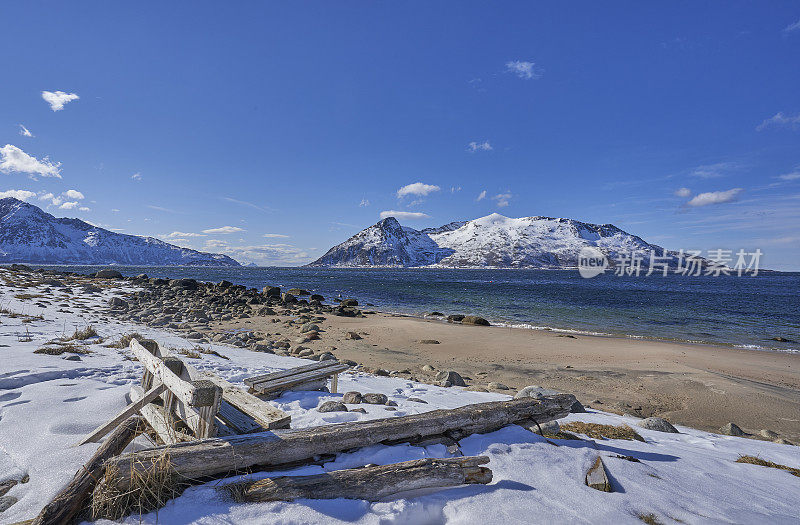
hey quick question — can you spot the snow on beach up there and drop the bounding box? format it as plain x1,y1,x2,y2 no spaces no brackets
0,273,799,524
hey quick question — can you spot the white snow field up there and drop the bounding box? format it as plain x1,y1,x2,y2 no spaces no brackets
0,277,799,524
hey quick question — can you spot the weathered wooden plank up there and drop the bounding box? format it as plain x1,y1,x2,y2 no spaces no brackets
249,364,349,394
101,394,576,493
212,380,291,430
130,386,191,445
76,384,166,445
585,456,612,492
130,340,213,408
244,360,346,387
32,416,145,525
224,456,492,503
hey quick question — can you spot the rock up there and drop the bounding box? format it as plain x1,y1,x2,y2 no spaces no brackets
407,397,428,404
108,297,128,308
384,406,397,411
63,355,81,361
342,391,363,404
252,344,273,352
771,336,797,343
288,288,309,296
385,400,398,407
774,438,794,445
134,273,149,280
427,311,444,317
10,263,31,271
317,352,336,361
281,293,297,303
514,385,560,399
637,417,679,433
186,332,204,340
340,299,359,307
719,422,746,436
435,370,466,387
487,382,510,390
350,407,367,414
362,393,389,405
301,323,320,333
263,286,281,298
318,401,348,413
421,364,436,373
170,278,199,290
95,269,123,279
43,279,65,287
461,315,490,326
526,419,560,435
760,429,779,439
310,294,325,302
570,400,586,413
0,495,18,512
447,314,465,322
419,339,440,344
345,331,362,340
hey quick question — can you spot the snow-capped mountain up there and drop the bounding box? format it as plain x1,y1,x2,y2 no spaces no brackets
0,198,240,266
307,213,675,268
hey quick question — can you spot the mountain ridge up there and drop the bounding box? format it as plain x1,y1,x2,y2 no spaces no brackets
0,197,240,266
307,213,674,269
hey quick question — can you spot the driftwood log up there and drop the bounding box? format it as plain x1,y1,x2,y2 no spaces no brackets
98,394,575,496
33,415,145,525
224,456,491,503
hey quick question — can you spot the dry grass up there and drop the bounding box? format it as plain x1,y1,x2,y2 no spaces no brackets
736,455,800,478
178,348,201,359
560,422,645,442
113,332,144,349
34,342,92,355
638,513,663,525
14,293,45,300
92,450,181,520
69,325,99,340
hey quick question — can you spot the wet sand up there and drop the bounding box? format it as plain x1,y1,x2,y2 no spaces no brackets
217,311,800,443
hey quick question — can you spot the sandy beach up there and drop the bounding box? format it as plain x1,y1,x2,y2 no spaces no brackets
217,311,800,443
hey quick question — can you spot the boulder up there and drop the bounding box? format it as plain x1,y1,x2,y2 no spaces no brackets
362,393,389,405
342,391,363,404
487,382,510,390
108,297,128,308
263,286,281,298
288,288,310,296
310,294,325,302
435,370,466,387
95,269,123,279
760,429,779,439
719,422,746,436
317,401,348,413
301,323,320,333
462,315,490,326
281,293,297,304
637,417,679,433
345,331,362,340
447,314,465,322
340,299,359,307
570,400,586,413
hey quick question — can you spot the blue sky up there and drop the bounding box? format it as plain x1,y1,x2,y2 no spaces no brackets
1,2,799,269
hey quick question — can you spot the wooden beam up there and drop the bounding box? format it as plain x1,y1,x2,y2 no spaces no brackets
130,386,191,445
33,416,145,525
129,339,215,408
248,364,349,394
209,377,291,431
224,456,491,503
244,360,346,387
101,394,575,493
76,384,167,445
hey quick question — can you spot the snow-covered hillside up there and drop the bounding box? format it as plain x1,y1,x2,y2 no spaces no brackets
0,198,239,266
308,213,672,268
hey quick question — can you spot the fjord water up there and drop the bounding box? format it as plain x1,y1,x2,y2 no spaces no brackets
43,266,800,353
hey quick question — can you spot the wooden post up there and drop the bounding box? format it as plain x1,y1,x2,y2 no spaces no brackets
330,373,338,394
33,416,145,525
224,456,492,502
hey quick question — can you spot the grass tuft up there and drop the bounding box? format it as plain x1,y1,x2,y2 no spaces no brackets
736,455,800,478
114,332,144,349
560,422,645,442
69,325,99,340
637,513,663,525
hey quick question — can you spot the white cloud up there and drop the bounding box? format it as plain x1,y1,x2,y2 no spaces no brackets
505,60,540,80
78,206,90,212
18,125,33,138
396,182,440,199
146,204,176,213
222,196,270,212
467,141,493,152
111,208,120,212
59,201,79,210
492,192,513,207
687,188,743,207
131,172,142,181
0,144,62,178
476,190,487,201
263,233,290,238
204,239,229,249
212,242,310,266
778,171,800,181
41,90,79,111
63,189,84,200
163,231,206,239
674,187,692,197
202,226,245,234
784,18,800,33
450,186,461,193
38,192,54,201
756,112,800,131
359,198,370,207
379,210,430,220
0,189,36,201
691,162,739,178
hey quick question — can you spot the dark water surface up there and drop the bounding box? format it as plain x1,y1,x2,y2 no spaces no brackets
32,266,800,353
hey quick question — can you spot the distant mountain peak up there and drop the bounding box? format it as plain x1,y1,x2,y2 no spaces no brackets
0,197,240,266
307,213,671,269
